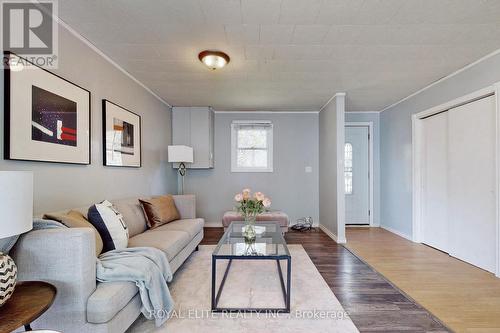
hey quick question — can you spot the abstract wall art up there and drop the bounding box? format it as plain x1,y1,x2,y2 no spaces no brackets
3,52,91,164
102,100,141,167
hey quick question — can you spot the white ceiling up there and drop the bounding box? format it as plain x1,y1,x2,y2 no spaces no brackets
59,0,500,111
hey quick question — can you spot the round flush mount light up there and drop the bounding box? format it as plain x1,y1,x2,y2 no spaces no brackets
198,50,230,70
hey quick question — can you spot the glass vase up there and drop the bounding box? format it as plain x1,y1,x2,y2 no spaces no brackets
243,215,256,243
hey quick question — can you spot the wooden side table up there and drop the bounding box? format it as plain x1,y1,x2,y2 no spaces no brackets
0,281,57,332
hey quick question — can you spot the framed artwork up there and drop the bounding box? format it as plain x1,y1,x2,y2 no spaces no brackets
3,52,91,164
102,100,141,167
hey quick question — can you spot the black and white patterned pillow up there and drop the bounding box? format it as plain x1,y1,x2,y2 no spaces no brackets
88,200,129,253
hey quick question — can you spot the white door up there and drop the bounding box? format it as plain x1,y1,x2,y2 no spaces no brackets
422,112,449,252
345,126,370,225
447,96,496,273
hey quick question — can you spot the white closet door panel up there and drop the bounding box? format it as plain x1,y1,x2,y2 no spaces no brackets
422,112,449,252
448,95,496,273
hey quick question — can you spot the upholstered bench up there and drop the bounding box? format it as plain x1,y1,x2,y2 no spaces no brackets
222,211,289,233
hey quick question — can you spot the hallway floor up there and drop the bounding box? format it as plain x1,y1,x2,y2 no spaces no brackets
346,227,500,333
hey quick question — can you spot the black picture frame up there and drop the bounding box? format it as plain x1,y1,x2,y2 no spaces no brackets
3,51,91,165
102,99,142,168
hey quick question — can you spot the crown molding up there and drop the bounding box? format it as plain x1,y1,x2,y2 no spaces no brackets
346,111,381,114
213,110,320,114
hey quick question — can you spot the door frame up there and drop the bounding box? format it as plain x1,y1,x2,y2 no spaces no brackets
412,84,500,277
345,121,374,226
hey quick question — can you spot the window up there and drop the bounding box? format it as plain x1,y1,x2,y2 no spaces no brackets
231,121,273,172
345,143,353,194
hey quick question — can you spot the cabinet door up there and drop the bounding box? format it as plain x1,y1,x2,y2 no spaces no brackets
172,107,191,146
189,107,211,168
208,107,214,168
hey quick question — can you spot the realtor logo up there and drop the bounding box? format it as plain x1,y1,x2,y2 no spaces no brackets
1,0,58,67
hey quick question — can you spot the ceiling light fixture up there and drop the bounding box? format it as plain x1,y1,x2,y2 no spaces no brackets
198,50,230,70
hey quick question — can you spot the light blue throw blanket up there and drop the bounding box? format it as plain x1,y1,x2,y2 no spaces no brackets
30,219,174,327
97,247,174,327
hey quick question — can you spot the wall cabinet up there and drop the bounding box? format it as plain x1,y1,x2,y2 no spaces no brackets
172,107,214,169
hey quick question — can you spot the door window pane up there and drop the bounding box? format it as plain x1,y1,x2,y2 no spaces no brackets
345,143,353,194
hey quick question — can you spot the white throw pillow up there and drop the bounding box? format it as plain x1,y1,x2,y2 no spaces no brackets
87,200,129,253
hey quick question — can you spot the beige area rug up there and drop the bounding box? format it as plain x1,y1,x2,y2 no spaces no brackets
128,245,359,333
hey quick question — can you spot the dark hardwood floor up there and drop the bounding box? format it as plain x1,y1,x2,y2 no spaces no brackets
201,227,450,333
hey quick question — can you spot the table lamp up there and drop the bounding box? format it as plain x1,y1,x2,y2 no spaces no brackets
0,171,33,306
168,145,193,195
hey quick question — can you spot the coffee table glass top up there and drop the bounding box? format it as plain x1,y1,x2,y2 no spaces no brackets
213,222,290,258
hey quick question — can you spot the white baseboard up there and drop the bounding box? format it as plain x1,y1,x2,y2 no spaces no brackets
319,224,346,244
380,225,413,241
204,221,223,228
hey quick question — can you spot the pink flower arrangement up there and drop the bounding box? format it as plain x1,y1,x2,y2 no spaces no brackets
234,188,271,219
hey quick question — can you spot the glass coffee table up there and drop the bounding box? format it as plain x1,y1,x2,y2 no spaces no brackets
211,222,291,313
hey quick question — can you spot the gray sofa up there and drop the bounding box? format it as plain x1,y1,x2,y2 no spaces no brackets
11,195,203,333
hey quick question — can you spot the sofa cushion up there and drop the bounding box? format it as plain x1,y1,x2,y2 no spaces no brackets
112,197,148,237
128,230,190,261
139,195,180,229
153,219,204,238
44,210,104,256
87,281,138,324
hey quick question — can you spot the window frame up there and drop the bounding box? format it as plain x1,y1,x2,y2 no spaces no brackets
230,120,274,173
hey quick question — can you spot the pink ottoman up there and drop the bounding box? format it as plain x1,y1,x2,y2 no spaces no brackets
222,211,289,233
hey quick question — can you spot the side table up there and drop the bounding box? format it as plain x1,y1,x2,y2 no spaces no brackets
0,281,57,332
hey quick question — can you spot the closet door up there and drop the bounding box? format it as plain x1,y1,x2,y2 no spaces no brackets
448,95,496,273
422,112,449,253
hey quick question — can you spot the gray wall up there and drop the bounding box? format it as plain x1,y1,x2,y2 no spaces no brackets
319,95,345,241
0,25,177,214
345,112,381,226
184,112,319,226
381,51,500,238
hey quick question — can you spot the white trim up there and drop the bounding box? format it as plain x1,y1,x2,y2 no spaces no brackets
319,224,346,244
495,82,500,278
320,92,347,112
56,18,171,108
411,113,423,243
345,111,381,114
230,121,274,173
204,221,223,228
412,84,500,277
214,110,320,114
336,94,347,243
380,225,412,241
345,121,374,227
232,120,272,124
414,86,495,119
380,47,500,113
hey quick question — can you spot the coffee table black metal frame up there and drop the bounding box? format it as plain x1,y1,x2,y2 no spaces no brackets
211,222,291,313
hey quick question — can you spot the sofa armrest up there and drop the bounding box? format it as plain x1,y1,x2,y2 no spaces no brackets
11,228,97,314
173,194,196,219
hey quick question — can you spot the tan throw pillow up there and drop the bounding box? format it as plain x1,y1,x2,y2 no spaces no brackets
139,195,180,229
44,210,104,256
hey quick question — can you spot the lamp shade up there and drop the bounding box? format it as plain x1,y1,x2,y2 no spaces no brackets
168,145,194,163
0,171,33,239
